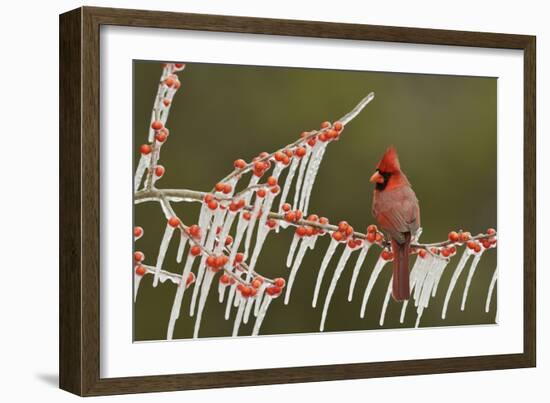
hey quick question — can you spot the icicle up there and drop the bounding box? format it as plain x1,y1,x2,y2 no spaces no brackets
461,250,485,311
193,270,215,338
302,143,328,214
153,224,175,287
166,254,197,340
285,236,315,305
228,214,249,266
415,310,423,328
348,241,372,301
254,283,268,316
252,296,273,336
320,245,354,331
244,196,263,258
293,150,312,209
312,238,340,308
485,267,498,313
298,143,321,213
400,255,425,323
134,273,143,302
243,297,255,324
379,276,393,326
232,299,246,337
360,257,389,318
225,284,237,320
413,256,432,304
278,157,300,213
176,232,187,263
218,281,227,303
134,154,150,191
442,248,472,319
286,234,301,268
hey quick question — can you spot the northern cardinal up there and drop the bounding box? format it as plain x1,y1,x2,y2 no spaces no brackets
370,146,420,301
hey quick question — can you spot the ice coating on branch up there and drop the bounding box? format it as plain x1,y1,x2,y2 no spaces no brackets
414,256,449,328
442,248,472,319
379,276,393,326
293,149,312,209
166,254,197,340
461,250,485,311
301,143,328,215
285,236,316,305
278,156,300,214
348,241,372,301
320,245,354,331
286,234,301,268
232,299,246,337
360,256,389,318
225,284,237,320
193,270,215,338
400,255,424,323
218,281,227,303
252,296,273,336
485,267,498,313
134,154,151,191
176,232,187,263
313,238,340,308
254,283,268,316
153,224,175,287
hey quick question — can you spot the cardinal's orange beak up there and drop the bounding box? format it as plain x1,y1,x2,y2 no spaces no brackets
370,171,384,184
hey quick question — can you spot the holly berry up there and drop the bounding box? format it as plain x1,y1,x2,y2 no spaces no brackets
135,265,146,276
235,253,245,264
274,278,286,288
295,147,307,158
296,226,308,237
418,249,427,258
234,159,247,169
270,185,280,194
164,76,175,87
332,231,344,241
320,121,331,129
381,250,393,261
134,251,144,262
155,131,167,143
220,274,230,285
282,203,291,212
267,176,278,186
151,120,163,131
448,231,459,243
333,121,343,131
207,200,218,210
140,144,152,155
190,245,201,256
168,217,180,228
154,165,165,177
134,226,143,238
215,183,225,192
257,188,266,198
366,232,376,243
223,184,232,194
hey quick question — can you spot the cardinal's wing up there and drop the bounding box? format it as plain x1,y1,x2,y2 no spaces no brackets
373,187,420,243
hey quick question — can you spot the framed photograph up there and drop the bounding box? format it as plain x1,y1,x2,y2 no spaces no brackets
59,6,536,396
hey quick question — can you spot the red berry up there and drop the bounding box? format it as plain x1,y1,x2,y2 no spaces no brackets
274,278,286,288
134,226,143,237
327,129,338,139
225,235,233,246
206,255,217,267
235,253,244,263
295,147,307,158
135,265,146,276
188,225,201,238
215,183,225,192
367,224,377,233
252,279,262,289
208,200,218,210
296,226,307,237
307,214,319,221
223,184,232,194
274,152,284,162
332,231,344,241
243,212,252,220
418,249,427,258
487,228,496,235
186,272,196,287
381,250,393,261
307,137,317,147
285,211,296,222
266,218,277,229
134,251,144,262
257,188,266,198
282,155,290,165
282,203,291,212
366,233,376,243
155,132,167,142
294,210,303,221
466,240,476,250
154,165,165,177
460,231,471,242
338,221,349,232
140,144,152,155
319,133,328,142
234,159,247,169
473,243,482,253
320,121,331,129
168,217,180,228
305,226,314,236
220,274,230,285
319,217,329,225
151,120,163,131
333,121,343,131
270,185,280,194
174,63,185,69
267,176,277,186
190,245,201,256
375,233,384,243
266,285,281,296
164,77,175,87
448,231,459,243
441,248,451,257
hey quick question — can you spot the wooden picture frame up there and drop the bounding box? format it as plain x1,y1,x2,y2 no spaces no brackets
59,6,536,396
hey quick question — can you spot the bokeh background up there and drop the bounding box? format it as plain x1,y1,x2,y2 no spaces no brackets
133,60,497,341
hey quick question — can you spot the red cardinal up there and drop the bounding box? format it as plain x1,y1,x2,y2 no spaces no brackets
370,146,420,301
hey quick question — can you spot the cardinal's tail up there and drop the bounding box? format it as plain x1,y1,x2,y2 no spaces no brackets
391,234,411,301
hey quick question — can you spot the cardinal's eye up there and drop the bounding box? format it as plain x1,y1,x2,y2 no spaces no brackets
375,170,392,191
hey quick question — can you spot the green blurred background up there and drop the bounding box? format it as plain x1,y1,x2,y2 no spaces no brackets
133,61,497,341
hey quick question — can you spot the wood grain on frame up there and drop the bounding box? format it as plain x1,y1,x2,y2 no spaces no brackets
59,6,536,396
